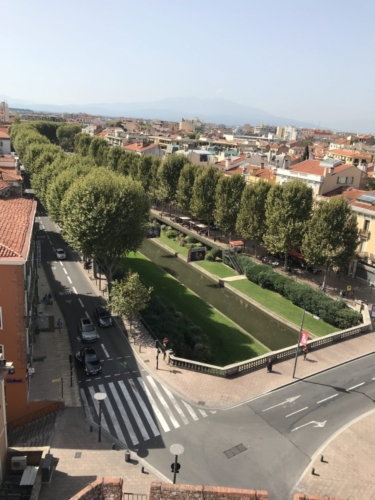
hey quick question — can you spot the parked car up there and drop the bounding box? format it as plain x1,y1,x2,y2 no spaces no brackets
93,306,112,328
78,317,99,342
76,347,102,376
56,248,66,260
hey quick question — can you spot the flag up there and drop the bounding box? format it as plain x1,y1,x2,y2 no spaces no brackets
300,330,309,346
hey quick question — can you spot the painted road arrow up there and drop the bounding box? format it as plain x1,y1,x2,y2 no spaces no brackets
292,420,327,432
263,396,301,412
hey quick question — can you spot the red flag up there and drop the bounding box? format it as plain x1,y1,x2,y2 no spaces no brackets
300,330,309,346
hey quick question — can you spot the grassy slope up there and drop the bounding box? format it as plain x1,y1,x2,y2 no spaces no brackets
123,252,268,366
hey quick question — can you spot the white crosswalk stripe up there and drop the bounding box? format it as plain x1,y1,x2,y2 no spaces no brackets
128,379,160,437
146,376,180,429
117,380,150,441
108,382,139,446
138,378,171,432
163,386,189,425
98,384,127,445
181,400,199,421
81,377,211,446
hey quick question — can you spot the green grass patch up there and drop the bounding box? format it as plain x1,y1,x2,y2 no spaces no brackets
123,252,268,365
158,233,189,257
196,260,237,278
230,279,339,337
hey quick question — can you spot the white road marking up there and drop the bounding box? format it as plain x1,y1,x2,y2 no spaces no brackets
210,411,217,414
85,311,90,318
98,384,127,444
181,401,199,421
108,358,113,361
59,261,63,266
292,420,327,432
95,377,101,380
104,375,110,378
78,298,84,308
117,357,122,359
263,396,301,412
138,377,170,433
117,380,150,441
63,268,68,275
373,377,375,380
346,382,365,391
146,376,179,429
72,287,78,294
198,409,208,418
163,386,189,425
101,344,110,358
114,373,120,376
108,382,139,445
129,379,160,437
67,276,72,284
87,387,109,432
317,394,338,404
285,407,308,418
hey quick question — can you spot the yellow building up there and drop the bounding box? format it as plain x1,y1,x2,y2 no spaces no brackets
327,148,371,166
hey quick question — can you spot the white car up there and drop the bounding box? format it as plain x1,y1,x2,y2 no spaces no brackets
56,248,66,260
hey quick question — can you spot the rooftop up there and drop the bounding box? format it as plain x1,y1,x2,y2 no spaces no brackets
0,197,36,261
0,130,10,139
342,188,375,212
329,149,371,159
286,159,352,176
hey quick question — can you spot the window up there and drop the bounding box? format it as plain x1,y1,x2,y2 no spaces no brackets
337,177,347,184
348,177,354,184
364,220,370,231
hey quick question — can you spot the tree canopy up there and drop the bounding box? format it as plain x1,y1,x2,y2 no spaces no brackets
176,163,201,212
156,154,191,207
190,165,222,235
214,174,246,236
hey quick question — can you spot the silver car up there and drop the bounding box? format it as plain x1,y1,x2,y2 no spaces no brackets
78,318,99,342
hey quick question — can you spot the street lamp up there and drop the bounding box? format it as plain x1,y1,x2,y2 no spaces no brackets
94,392,107,442
170,443,184,484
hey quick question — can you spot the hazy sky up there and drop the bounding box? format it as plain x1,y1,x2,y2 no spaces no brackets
2,0,375,128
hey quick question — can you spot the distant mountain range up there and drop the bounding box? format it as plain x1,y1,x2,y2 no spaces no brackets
1,94,317,128
2,94,374,133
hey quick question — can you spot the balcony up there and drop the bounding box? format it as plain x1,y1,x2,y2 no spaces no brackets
357,251,368,260
360,228,370,239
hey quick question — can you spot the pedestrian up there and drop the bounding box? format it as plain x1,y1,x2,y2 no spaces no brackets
48,292,53,305
303,346,308,361
57,318,62,333
266,358,272,373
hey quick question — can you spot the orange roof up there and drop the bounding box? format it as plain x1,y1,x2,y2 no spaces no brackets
0,169,22,181
288,159,353,176
0,197,36,260
0,130,10,139
341,188,375,212
123,142,157,152
329,149,371,159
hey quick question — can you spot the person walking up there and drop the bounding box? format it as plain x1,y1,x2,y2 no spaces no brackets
43,294,48,305
48,292,53,305
266,358,272,373
303,346,308,361
57,318,63,333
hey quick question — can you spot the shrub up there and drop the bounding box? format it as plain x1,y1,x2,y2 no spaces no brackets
179,239,186,247
165,229,179,239
335,309,361,329
160,224,167,231
257,269,275,289
185,235,196,244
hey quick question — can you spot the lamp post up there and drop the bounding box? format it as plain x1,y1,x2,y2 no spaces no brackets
94,392,107,442
170,443,184,484
292,309,305,378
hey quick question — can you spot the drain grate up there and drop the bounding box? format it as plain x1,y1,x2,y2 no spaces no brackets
224,443,247,459
198,401,205,406
74,452,82,459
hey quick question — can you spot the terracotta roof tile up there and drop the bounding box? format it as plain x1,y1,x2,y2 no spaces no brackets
0,198,36,260
329,149,371,159
0,130,10,139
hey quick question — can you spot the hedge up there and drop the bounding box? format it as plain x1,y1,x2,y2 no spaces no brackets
237,255,362,329
141,296,212,362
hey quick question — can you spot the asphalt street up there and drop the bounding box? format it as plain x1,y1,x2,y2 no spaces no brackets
37,209,375,500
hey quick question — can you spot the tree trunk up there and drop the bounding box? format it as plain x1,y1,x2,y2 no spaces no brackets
322,263,329,288
284,252,288,271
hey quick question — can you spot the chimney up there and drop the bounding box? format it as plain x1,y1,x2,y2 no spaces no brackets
225,158,231,170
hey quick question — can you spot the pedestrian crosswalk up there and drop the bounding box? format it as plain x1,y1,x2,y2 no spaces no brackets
80,375,216,447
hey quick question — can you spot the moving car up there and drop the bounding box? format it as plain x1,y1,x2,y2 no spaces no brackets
78,317,99,342
76,347,102,376
56,248,66,260
93,306,112,327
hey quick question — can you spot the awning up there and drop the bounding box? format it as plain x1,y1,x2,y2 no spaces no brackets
230,240,244,247
179,217,191,220
289,251,304,260
196,224,208,228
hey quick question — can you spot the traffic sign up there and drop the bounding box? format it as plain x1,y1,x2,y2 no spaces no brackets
171,462,180,473
347,285,352,291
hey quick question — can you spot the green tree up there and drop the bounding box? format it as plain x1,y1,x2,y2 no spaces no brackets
74,133,93,156
365,177,375,191
176,163,200,212
214,174,246,238
302,196,359,286
89,137,110,166
109,272,152,334
56,124,82,150
27,145,62,179
190,166,222,236
236,180,272,255
61,168,150,292
302,145,309,160
136,155,154,193
13,116,21,124
263,180,313,269
157,154,191,212
13,129,49,160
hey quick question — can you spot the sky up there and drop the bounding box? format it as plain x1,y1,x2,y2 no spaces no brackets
2,0,375,130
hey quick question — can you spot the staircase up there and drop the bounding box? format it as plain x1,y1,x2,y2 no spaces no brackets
7,411,60,448
223,249,244,275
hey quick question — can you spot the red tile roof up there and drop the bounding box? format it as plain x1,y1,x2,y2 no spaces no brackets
0,198,36,260
0,130,10,139
288,159,353,176
123,143,157,152
328,149,371,159
341,188,375,212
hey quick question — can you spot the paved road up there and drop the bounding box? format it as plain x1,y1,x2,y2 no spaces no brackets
38,210,375,500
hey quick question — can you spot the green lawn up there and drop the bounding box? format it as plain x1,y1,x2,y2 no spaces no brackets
122,252,268,366
230,279,339,337
158,233,237,278
196,260,237,278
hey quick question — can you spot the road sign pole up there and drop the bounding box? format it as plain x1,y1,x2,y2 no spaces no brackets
98,400,102,443
292,309,305,378
173,454,178,484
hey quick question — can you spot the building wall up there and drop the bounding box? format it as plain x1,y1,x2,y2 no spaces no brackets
0,378,7,481
0,103,9,123
0,139,11,155
320,165,365,195
0,265,52,425
179,120,195,133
